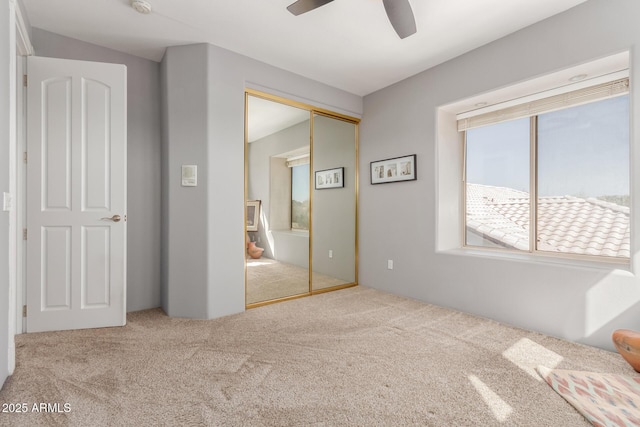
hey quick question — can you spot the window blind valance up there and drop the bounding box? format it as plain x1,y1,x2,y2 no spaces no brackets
457,77,629,132
286,154,310,168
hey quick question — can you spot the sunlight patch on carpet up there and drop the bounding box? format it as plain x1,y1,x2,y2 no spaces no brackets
503,338,564,381
468,375,513,422
246,259,277,267
537,366,640,427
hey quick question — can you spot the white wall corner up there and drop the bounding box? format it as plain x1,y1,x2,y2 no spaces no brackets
435,108,463,252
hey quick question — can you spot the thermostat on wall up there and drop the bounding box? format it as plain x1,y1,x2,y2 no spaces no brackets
181,165,197,187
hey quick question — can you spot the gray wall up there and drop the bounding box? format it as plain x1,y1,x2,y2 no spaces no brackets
360,0,640,351
268,158,292,232
32,29,162,312
161,44,209,318
162,43,362,319
0,0,12,388
248,120,310,265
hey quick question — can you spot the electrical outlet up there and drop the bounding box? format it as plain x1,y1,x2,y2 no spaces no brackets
329,250,333,259
387,260,394,270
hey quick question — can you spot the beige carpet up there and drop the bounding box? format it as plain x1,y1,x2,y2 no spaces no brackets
246,257,349,304
246,257,309,304
0,286,633,426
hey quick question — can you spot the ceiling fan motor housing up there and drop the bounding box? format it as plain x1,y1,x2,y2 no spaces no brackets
131,0,152,14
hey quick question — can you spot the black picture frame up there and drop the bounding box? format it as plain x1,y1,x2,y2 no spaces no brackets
370,154,417,184
315,167,345,189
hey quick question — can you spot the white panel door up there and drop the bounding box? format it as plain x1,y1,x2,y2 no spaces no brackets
26,56,126,332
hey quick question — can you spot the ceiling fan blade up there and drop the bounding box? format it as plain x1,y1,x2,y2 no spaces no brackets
287,0,334,16
382,0,417,39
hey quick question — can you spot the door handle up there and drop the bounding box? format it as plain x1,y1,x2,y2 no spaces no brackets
101,214,121,223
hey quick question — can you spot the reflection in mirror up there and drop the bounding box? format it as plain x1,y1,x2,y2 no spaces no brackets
246,95,311,305
311,114,357,290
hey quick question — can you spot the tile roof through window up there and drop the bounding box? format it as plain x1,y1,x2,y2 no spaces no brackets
465,183,630,258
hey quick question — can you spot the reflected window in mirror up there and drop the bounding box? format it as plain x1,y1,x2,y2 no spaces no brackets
291,163,310,231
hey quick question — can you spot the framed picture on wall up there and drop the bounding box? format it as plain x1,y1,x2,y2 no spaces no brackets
370,154,417,184
246,200,261,231
315,167,344,189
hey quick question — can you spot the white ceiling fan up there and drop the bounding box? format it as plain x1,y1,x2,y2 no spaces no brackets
287,0,417,39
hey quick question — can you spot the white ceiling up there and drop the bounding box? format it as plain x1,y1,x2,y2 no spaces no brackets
247,96,310,142
22,0,589,96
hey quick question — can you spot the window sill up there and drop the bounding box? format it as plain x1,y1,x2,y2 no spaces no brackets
438,247,632,273
271,229,309,237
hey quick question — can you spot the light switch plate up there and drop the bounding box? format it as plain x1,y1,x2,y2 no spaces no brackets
2,192,12,211
181,165,197,187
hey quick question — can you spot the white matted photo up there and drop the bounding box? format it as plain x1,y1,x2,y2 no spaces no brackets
370,154,416,184
315,167,344,189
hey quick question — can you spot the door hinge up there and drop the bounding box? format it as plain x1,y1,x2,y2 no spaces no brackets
23,152,27,164
23,228,27,240
23,75,27,87
22,305,27,317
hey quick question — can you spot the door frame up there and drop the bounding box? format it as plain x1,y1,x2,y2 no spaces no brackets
9,0,34,344
8,0,34,376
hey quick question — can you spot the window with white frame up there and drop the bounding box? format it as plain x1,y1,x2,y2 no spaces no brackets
461,78,630,261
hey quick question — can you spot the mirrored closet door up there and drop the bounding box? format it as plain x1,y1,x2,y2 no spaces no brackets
311,114,357,291
245,95,311,305
245,91,359,307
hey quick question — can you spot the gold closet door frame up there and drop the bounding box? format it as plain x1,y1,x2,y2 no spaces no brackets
244,89,360,309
